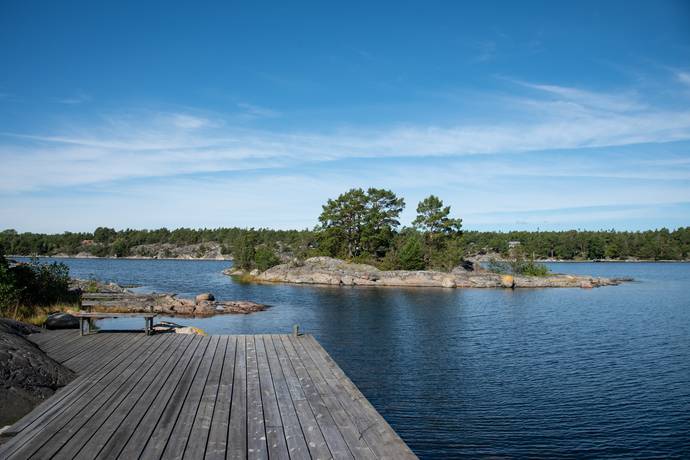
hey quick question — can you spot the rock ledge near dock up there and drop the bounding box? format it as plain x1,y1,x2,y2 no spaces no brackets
71,279,266,316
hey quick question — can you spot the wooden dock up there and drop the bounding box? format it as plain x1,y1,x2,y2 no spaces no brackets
0,330,416,459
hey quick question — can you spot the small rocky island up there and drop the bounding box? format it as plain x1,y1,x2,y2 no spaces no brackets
71,279,266,316
226,256,627,289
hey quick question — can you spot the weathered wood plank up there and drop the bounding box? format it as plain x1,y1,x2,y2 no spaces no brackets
69,334,195,460
291,337,377,460
227,335,247,460
272,335,332,460
263,335,311,460
37,329,79,346
137,336,213,460
21,335,173,459
245,335,268,459
58,332,123,368
281,335,354,459
255,336,290,460
271,336,306,401
184,336,229,460
50,334,182,460
40,330,88,354
160,335,221,460
204,336,237,460
47,331,111,362
69,334,142,379
28,329,73,348
26,329,60,344
96,335,205,459
60,333,126,373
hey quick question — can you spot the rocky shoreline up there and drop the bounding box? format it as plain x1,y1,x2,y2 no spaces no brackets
71,279,266,316
225,257,629,289
10,242,233,260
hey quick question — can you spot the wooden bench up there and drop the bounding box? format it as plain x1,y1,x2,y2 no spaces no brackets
73,312,157,336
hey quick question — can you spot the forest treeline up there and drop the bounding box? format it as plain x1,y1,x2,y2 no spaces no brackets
2,225,688,262
1,188,689,266
1,227,688,262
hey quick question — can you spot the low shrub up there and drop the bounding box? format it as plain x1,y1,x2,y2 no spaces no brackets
517,260,551,277
0,254,79,321
85,279,100,293
254,247,281,272
486,255,550,277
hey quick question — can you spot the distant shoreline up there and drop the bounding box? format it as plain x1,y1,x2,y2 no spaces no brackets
8,254,232,261
8,255,688,263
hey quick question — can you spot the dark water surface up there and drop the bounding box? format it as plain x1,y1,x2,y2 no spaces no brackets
24,259,690,458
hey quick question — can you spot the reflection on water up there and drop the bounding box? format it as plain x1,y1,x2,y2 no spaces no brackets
23,258,690,459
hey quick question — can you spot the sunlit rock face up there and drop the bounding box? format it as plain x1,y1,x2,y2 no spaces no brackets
254,257,624,289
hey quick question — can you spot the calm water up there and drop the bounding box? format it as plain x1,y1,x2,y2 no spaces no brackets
23,258,690,458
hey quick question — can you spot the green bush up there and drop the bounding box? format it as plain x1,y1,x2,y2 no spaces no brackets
428,238,465,272
349,253,380,267
234,234,256,270
254,247,281,272
0,256,20,311
517,260,550,277
396,236,425,270
0,254,78,319
90,244,109,257
85,279,100,293
110,238,129,257
486,255,550,277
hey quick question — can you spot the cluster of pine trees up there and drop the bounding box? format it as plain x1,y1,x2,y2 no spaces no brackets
314,188,463,270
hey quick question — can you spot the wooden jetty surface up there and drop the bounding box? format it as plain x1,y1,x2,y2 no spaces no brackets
0,330,416,459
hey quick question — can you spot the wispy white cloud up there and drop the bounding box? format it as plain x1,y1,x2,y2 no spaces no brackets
1,79,690,219
2,96,690,193
514,80,646,113
236,102,281,119
676,71,690,87
52,92,91,105
167,113,214,129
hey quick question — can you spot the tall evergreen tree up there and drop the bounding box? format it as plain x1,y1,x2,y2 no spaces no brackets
413,195,463,246
317,188,404,258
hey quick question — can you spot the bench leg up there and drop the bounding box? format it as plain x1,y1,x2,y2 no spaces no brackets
80,317,85,336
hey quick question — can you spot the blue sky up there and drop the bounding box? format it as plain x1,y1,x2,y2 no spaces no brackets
1,0,689,233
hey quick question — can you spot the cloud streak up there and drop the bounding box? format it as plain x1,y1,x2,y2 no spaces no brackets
3,87,690,192
52,92,92,105
2,122,690,192
236,102,281,119
515,81,646,112
676,71,690,87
